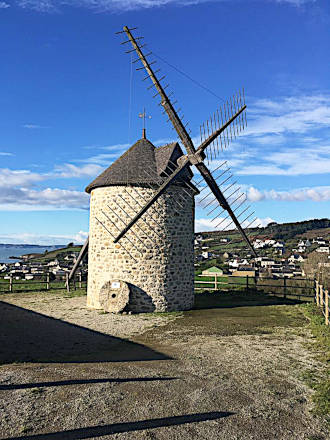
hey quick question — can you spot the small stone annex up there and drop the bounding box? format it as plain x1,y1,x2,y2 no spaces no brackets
85,135,198,313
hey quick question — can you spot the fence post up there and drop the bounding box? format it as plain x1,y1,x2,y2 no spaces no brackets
325,290,329,326
66,272,70,293
246,275,249,293
283,277,287,298
9,274,13,293
320,285,323,311
78,272,82,289
313,278,317,303
46,273,50,290
316,280,319,306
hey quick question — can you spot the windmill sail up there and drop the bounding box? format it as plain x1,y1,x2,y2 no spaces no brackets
115,26,257,257
68,25,257,286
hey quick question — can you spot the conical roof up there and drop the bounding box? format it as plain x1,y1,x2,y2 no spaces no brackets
85,137,194,193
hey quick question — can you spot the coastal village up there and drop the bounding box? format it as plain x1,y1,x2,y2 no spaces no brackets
1,228,329,285
0,248,85,282
194,234,330,279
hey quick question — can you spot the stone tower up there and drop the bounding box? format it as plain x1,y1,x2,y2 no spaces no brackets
85,137,197,313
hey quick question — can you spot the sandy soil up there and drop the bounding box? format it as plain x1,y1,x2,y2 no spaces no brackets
0,292,328,440
0,292,173,339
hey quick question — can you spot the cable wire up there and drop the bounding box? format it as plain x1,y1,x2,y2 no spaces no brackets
152,51,225,103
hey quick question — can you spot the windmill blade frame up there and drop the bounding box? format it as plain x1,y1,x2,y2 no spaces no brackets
68,25,257,286
117,26,257,256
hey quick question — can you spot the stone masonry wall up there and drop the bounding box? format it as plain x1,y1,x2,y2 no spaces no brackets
87,184,195,313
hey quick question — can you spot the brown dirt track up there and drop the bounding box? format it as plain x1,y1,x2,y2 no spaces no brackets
0,291,328,440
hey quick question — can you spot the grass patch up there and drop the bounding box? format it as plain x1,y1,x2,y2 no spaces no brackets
300,303,330,420
193,290,302,310
1,288,87,299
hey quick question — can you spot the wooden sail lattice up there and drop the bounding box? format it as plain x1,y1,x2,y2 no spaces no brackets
68,26,259,284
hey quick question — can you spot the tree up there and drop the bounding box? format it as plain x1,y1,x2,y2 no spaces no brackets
67,242,74,248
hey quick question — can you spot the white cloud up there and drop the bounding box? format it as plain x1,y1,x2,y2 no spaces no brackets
78,154,117,166
247,185,330,202
17,0,205,12
0,162,100,210
0,152,13,156
195,216,273,232
245,95,330,138
15,0,317,13
22,124,48,129
239,146,330,175
275,0,315,5
0,187,89,210
0,1,10,8
0,168,44,188
54,163,103,178
0,230,88,245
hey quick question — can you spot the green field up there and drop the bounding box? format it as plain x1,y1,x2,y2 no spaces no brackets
0,277,87,293
31,245,82,262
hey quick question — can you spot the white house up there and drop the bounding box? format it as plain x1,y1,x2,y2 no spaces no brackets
260,259,275,268
288,254,305,263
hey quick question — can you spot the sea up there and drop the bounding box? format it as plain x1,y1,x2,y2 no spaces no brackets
0,244,64,263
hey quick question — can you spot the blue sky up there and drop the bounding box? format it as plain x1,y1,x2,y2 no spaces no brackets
0,0,329,244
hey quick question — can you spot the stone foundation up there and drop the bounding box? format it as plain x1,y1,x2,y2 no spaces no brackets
87,184,195,313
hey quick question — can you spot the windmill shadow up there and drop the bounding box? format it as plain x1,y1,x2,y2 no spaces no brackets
3,411,234,440
0,301,171,364
0,377,178,391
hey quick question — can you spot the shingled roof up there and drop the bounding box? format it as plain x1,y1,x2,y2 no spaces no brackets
85,137,194,193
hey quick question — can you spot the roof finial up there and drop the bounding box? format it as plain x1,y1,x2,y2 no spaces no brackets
139,108,151,139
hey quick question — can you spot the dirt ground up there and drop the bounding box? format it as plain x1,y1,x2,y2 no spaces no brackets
0,291,328,440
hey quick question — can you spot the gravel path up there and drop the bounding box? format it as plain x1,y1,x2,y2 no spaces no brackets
0,292,328,440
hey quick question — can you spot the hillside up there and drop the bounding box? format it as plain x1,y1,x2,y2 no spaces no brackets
27,245,82,262
195,218,330,260
198,218,330,241
21,218,330,263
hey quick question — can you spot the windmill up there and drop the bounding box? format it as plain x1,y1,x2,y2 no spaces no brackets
68,26,259,313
